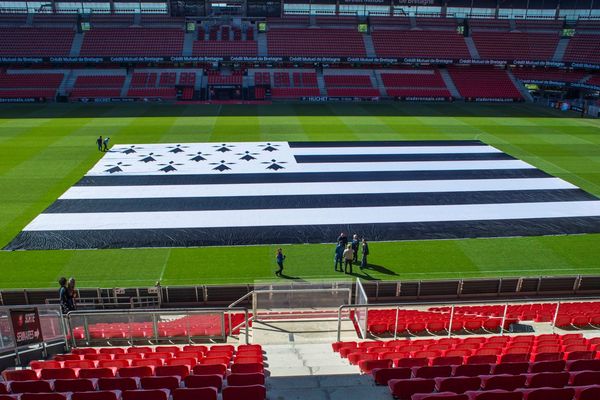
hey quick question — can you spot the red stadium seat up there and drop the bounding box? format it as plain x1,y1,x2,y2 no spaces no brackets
227,373,265,386
520,387,574,400
577,385,600,400
388,378,436,399
567,359,600,372
192,364,227,377
529,360,565,373
97,377,138,391
463,389,523,400
140,376,180,392
9,380,52,394
435,376,481,394
570,371,600,386
481,374,527,391
184,374,223,390
78,368,114,379
492,363,529,375
173,387,218,400
412,393,468,400
71,392,119,400
118,366,153,378
526,371,569,388
20,394,67,400
230,363,263,374
222,384,266,400
396,358,428,368
2,369,38,381
53,378,96,392
155,365,190,378
454,363,492,377
40,368,77,380
372,367,412,385
122,390,168,400
64,360,96,369
415,365,453,379
358,359,391,374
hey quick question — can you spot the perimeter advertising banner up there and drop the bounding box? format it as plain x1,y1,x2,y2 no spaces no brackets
10,308,43,347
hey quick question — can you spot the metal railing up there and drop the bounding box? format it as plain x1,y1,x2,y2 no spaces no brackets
66,306,250,347
46,296,160,310
336,296,600,342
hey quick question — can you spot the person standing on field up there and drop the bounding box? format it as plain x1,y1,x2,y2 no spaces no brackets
334,242,344,272
103,137,110,152
343,244,354,274
361,238,369,269
275,248,286,276
96,136,103,152
351,234,359,263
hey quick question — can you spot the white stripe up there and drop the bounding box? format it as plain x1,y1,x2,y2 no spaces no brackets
86,160,535,176
290,145,502,155
23,201,600,231
59,178,576,200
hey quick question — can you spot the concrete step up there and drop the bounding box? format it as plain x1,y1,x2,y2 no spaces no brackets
439,68,462,99
553,37,570,62
464,36,480,59
507,69,534,103
257,32,268,57
362,34,377,58
69,32,84,57
183,32,195,57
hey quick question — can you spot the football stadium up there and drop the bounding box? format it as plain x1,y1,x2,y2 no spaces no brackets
1,1,600,400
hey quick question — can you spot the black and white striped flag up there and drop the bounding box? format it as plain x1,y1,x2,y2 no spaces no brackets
5,140,600,250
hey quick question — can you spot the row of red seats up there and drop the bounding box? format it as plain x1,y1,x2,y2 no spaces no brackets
370,359,600,383
270,87,320,99
389,383,598,400
0,385,266,400
324,74,372,87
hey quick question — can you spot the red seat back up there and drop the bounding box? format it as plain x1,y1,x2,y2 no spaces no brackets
222,384,266,400
230,363,263,374
71,392,119,400
122,390,168,400
53,378,95,392
97,377,138,391
173,387,217,400
140,376,179,392
155,365,189,378
20,394,67,400
192,364,227,376
9,380,52,394
40,368,77,380
118,366,153,378
521,387,574,400
227,373,265,386
2,369,38,382
184,374,223,390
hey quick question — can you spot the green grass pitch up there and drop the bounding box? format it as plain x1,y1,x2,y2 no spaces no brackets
1,102,599,289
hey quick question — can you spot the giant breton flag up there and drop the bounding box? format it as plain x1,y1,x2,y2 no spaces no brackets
5,140,600,250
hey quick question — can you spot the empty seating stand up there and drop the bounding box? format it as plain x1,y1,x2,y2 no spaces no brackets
0,28,74,56
324,73,379,98
267,28,367,57
471,32,560,61
79,28,184,57
1,344,267,400
563,34,600,64
69,75,125,99
372,30,470,59
0,72,63,99
381,70,452,99
448,66,522,101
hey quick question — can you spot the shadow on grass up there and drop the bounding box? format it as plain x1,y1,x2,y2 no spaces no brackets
0,102,570,119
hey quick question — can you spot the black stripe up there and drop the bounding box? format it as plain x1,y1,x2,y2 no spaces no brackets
44,190,597,214
6,216,600,250
288,140,485,147
294,153,514,163
75,169,550,186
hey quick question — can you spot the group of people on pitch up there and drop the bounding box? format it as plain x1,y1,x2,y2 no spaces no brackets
335,233,369,274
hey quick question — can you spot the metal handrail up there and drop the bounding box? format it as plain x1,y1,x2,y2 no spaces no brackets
336,296,600,342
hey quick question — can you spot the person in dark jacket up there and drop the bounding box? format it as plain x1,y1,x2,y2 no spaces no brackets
96,136,103,152
275,248,286,276
334,242,344,272
58,277,73,314
337,232,348,248
361,238,370,269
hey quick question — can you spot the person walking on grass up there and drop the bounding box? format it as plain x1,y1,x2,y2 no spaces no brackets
96,136,103,152
103,137,110,152
275,248,286,276
343,244,354,274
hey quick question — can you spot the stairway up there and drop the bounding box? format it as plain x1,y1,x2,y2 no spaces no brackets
183,32,195,57
265,343,390,400
133,13,141,26
121,72,133,97
439,68,461,99
69,32,84,57
506,69,533,102
316,70,327,96
362,34,377,58
58,70,76,96
509,18,517,31
372,71,387,97
464,36,480,59
553,38,570,62
256,31,268,57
